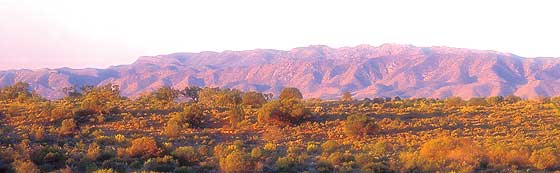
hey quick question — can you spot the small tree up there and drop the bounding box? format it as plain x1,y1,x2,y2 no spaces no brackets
264,93,274,102
486,96,504,105
279,87,303,101
181,86,201,102
467,97,488,106
445,96,464,107
504,95,522,103
215,89,242,107
257,101,283,125
138,86,179,109
241,91,267,107
341,91,353,102
0,82,32,101
198,87,220,106
228,105,244,127
257,99,311,125
62,86,82,98
152,86,179,102
198,87,242,107
79,84,122,114
280,99,311,124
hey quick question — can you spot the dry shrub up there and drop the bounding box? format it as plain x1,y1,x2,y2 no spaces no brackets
127,137,162,159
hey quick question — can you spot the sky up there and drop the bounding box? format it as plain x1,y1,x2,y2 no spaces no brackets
1,0,559,70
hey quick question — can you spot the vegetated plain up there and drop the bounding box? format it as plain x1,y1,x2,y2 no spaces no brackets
1,82,560,172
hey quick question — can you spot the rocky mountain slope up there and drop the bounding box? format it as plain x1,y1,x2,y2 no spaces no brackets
2,44,560,99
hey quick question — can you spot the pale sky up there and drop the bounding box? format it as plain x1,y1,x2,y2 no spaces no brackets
1,0,559,70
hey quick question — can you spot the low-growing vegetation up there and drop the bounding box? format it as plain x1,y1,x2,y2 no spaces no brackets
1,82,560,172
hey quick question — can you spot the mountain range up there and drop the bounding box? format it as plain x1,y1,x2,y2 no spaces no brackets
2,44,560,99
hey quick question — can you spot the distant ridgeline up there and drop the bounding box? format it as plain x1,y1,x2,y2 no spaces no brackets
1,44,560,100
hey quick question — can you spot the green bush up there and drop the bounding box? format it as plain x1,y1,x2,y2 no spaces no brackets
227,105,244,127
12,160,40,173
86,143,101,161
31,146,66,172
275,155,303,172
172,146,199,166
219,150,253,172
93,168,115,173
59,118,77,135
127,137,162,159
257,99,311,125
321,140,339,154
143,155,178,172
199,88,242,107
529,147,559,170
343,114,376,137
241,91,267,107
316,160,334,173
164,119,182,137
100,160,127,173
73,108,97,124
183,103,206,128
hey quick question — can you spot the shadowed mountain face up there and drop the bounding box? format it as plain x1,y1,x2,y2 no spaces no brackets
2,44,560,99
